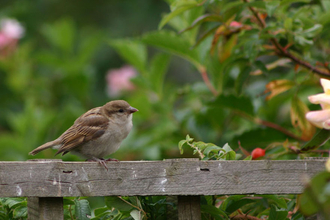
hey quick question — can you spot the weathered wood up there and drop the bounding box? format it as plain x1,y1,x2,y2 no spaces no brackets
0,159,326,197
27,197,63,220
178,196,201,220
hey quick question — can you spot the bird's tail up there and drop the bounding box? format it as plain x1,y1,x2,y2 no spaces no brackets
29,139,61,155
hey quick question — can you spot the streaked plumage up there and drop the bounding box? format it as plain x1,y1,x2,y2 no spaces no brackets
29,100,138,169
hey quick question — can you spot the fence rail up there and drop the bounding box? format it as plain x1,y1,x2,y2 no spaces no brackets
0,158,327,219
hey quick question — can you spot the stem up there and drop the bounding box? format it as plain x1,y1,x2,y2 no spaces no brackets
255,118,307,141
69,205,74,220
118,196,148,219
234,110,305,141
243,0,330,78
198,66,218,96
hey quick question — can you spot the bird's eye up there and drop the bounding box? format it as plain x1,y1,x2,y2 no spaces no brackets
118,109,124,113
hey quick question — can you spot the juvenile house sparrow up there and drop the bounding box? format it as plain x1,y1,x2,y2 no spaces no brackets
29,100,138,170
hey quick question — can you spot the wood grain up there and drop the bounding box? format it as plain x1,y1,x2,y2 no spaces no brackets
27,197,63,220
0,159,326,197
178,196,201,220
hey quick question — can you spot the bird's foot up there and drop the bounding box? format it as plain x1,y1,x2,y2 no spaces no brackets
105,158,119,162
86,158,108,171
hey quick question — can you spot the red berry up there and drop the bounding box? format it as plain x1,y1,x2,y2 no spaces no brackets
251,148,265,160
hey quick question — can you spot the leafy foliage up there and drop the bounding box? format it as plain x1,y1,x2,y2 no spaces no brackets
1,0,330,219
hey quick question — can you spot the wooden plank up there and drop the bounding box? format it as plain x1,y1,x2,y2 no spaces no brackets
0,159,326,197
27,197,63,220
178,196,201,220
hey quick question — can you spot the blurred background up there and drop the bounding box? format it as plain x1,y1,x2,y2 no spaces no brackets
0,0,203,162
1,0,329,164
2,0,330,217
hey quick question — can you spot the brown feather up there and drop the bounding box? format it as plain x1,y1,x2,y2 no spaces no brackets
55,107,109,156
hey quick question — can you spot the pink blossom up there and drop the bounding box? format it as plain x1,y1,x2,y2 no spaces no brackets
0,33,11,48
306,78,330,129
0,18,24,57
1,19,25,39
229,21,242,28
106,65,137,97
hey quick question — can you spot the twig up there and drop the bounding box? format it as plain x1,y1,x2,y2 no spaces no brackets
243,0,330,78
118,196,148,219
255,118,307,141
198,66,218,96
234,110,306,141
69,205,74,220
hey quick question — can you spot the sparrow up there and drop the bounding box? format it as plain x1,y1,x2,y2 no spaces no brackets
29,100,138,170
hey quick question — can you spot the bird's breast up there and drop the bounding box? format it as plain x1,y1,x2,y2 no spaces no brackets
75,119,133,158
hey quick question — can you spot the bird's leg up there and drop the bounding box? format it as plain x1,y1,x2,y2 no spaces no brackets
105,158,119,162
86,158,108,171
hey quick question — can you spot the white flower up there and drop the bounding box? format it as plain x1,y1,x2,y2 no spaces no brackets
306,78,330,129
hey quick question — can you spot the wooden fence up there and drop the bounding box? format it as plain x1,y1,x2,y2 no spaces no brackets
0,158,327,220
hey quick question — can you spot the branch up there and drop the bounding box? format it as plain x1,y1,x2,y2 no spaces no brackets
198,66,218,96
233,110,306,141
243,0,330,78
255,118,307,141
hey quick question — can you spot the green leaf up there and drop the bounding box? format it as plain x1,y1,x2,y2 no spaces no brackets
201,204,229,218
63,198,75,205
179,14,222,34
74,199,91,220
159,1,200,30
300,171,330,216
149,53,171,95
222,1,265,14
204,145,222,156
105,197,133,212
244,155,252,160
225,151,236,160
280,0,311,8
130,209,142,220
178,140,187,154
260,195,287,209
3,198,25,208
300,129,330,152
93,206,110,216
220,195,247,210
225,198,256,213
265,1,280,17
284,18,293,31
42,19,75,53
302,24,323,38
233,127,286,149
141,30,203,69
109,39,147,74
269,205,288,220
235,66,252,96
222,143,233,152
291,96,315,140
13,205,27,218
210,94,254,116
186,134,193,142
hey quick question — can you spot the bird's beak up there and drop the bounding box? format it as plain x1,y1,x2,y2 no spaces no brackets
129,106,138,114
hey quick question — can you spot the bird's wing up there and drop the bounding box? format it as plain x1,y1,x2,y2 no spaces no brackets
55,110,109,156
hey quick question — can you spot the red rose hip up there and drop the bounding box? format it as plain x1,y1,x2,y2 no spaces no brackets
251,148,265,160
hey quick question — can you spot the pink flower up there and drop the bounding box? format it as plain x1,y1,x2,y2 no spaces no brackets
306,78,330,129
229,21,242,28
0,18,24,57
106,65,137,97
1,19,25,39
0,33,11,48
